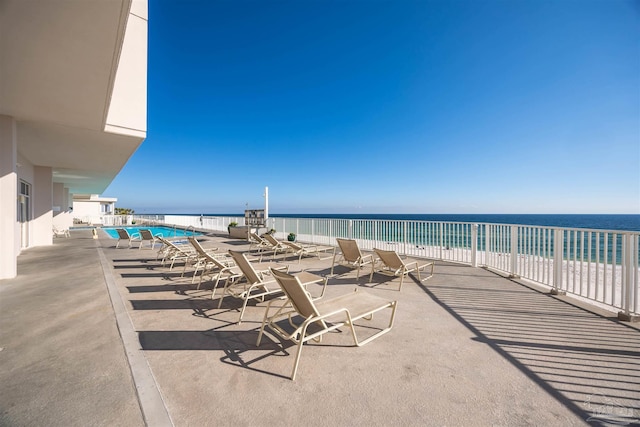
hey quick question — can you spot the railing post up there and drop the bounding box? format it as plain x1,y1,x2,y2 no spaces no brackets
618,233,639,321
348,220,353,239
439,222,443,260
552,228,566,295
311,219,314,244
510,225,519,278
403,221,408,256
471,224,478,267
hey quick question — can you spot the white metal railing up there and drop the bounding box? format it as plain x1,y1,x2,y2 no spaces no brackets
132,214,640,317
72,214,133,226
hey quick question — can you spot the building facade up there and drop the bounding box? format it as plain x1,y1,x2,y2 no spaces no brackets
0,0,148,279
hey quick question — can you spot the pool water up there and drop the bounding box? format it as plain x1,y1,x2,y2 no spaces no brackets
103,226,201,239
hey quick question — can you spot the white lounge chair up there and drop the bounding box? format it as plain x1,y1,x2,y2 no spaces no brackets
281,240,335,263
137,229,161,250
369,248,434,291
330,238,374,279
220,250,291,323
257,268,397,380
115,228,141,249
52,225,70,238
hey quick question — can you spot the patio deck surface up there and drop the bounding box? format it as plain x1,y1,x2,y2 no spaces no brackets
1,229,639,426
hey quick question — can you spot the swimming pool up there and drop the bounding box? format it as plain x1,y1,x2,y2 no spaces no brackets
102,226,201,239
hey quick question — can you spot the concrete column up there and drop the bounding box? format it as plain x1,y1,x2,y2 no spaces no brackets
32,166,53,247
53,183,64,216
0,115,18,279
52,183,73,231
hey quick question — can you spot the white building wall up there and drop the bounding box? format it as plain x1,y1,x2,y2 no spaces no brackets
73,200,103,217
104,0,148,138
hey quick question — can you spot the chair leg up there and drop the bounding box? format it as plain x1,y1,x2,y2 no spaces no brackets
210,275,222,300
238,297,251,324
330,252,338,275
291,340,305,381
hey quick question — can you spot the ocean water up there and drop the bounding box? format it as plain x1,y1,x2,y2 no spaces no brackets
251,214,640,232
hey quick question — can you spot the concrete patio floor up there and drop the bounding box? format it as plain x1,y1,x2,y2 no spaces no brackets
1,229,639,426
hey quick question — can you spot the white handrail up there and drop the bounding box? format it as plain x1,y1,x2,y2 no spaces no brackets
132,214,639,317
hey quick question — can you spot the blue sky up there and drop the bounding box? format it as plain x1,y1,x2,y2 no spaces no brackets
105,0,640,215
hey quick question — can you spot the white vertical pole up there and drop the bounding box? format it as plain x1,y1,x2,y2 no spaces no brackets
553,228,565,294
510,225,519,278
264,186,269,223
471,224,478,268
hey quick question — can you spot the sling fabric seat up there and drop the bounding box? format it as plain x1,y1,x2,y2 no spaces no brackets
187,236,239,293
249,233,272,252
221,250,290,323
115,228,140,249
281,240,335,263
257,268,397,380
137,229,161,250
369,248,435,291
259,233,289,261
156,236,198,271
330,238,374,279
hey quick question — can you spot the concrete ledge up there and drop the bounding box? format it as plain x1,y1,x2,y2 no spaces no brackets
228,225,254,239
618,311,640,323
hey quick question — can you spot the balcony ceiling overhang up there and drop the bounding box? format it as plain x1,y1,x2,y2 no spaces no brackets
0,0,146,194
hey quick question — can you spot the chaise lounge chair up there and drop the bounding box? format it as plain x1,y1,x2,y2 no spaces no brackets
115,228,141,249
330,238,374,279
369,248,435,291
249,232,272,252
52,225,70,238
259,233,289,261
281,240,335,263
257,268,398,380
137,229,161,250
156,236,198,271
222,251,326,323
187,236,239,293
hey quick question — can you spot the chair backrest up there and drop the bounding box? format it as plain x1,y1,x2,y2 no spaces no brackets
188,236,207,257
374,248,405,270
160,237,186,253
283,241,302,251
139,229,154,240
263,233,281,247
270,268,320,319
116,228,130,239
251,233,266,244
336,238,362,262
228,250,261,284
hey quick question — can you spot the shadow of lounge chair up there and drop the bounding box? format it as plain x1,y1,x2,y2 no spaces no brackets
369,248,434,291
257,268,397,380
330,238,374,279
